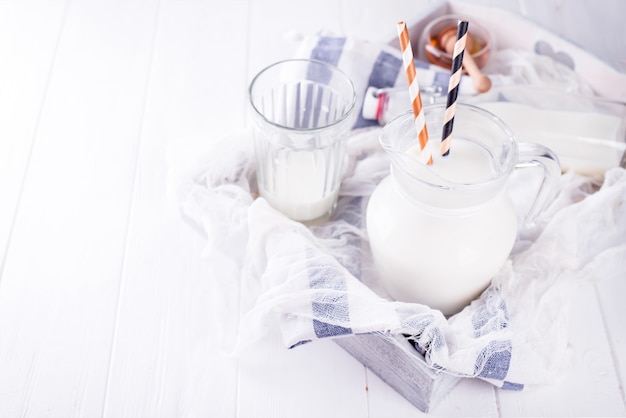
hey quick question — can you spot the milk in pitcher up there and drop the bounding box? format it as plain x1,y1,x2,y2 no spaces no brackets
367,136,518,316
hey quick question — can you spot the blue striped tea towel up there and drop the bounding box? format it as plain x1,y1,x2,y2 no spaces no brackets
291,33,478,129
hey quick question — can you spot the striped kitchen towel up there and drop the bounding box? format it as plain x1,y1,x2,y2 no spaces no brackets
292,33,477,129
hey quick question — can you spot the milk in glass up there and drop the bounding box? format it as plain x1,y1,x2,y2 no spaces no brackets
258,148,340,221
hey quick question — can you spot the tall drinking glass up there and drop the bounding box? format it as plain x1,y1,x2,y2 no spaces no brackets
249,59,357,223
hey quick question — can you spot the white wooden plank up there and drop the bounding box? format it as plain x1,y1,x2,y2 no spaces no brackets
0,0,159,415
237,331,369,418
594,271,626,412
101,1,248,416
368,373,498,418
497,281,626,416
0,0,66,271
246,0,345,81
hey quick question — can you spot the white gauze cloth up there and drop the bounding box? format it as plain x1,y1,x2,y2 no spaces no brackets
170,35,626,391
172,127,625,390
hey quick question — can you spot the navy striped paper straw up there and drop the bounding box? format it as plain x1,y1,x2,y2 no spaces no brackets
440,20,469,157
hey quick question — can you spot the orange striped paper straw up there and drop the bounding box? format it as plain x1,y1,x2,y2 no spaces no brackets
397,21,432,165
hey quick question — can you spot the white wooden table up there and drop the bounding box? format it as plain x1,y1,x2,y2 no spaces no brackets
1,0,625,416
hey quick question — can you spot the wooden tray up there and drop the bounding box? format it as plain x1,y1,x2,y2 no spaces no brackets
334,333,461,412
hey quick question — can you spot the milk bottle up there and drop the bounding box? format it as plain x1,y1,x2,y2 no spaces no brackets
367,104,561,316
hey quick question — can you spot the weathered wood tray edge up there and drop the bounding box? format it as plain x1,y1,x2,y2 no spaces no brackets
333,332,461,412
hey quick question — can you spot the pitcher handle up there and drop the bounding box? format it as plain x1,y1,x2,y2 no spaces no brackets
516,143,561,224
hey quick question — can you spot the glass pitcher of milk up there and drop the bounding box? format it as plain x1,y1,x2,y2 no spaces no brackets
366,103,561,316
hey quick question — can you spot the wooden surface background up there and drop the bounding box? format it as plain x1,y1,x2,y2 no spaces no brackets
1,0,625,416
